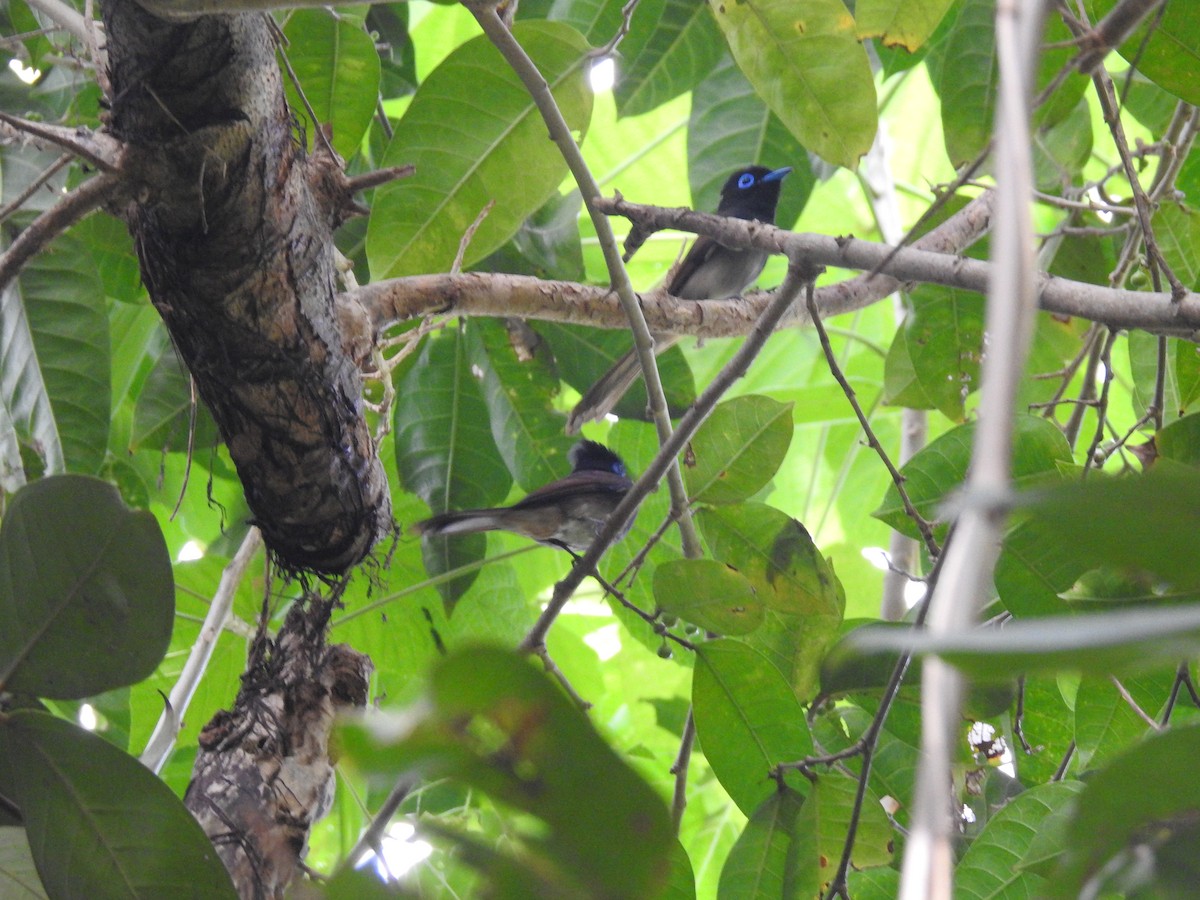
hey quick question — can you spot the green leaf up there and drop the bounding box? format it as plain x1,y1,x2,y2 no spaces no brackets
13,233,110,475
1157,411,1200,465
790,773,893,894
367,22,593,278
932,0,996,166
393,330,512,605
654,558,764,635
685,395,794,505
465,318,576,492
688,54,816,230
612,0,725,118
0,711,235,898
692,640,812,815
0,476,174,699
873,416,1072,540
282,9,382,160
698,504,842,618
716,787,803,899
855,0,956,51
698,504,844,699
1056,725,1200,895
1087,0,1200,105
955,781,1084,899
533,322,696,421
130,346,221,454
1073,671,1168,771
1153,200,1200,291
0,826,46,899
340,646,674,898
707,0,877,169
888,286,984,422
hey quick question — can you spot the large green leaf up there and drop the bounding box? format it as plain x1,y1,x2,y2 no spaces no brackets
130,346,221,454
1087,0,1200,105
692,639,812,815
393,329,512,604
0,476,174,699
1055,725,1200,896
699,503,844,699
654,558,764,635
282,9,381,160
707,0,877,169
884,286,983,422
716,788,803,899
955,781,1084,899
611,0,725,118
855,0,956,51
0,711,235,899
932,0,996,166
0,826,45,899
873,415,1073,540
367,22,593,278
789,772,893,894
465,318,575,492
340,646,674,898
685,395,794,505
688,54,815,230
18,234,109,475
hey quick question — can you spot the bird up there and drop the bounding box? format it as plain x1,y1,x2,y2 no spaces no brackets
566,165,792,433
409,440,636,555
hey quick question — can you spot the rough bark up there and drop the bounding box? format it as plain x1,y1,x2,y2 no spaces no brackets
184,598,371,898
102,0,391,574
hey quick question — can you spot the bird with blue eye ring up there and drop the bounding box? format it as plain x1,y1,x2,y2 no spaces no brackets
410,439,636,556
567,164,793,434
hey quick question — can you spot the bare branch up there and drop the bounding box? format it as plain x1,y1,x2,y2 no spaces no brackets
0,173,120,295
0,113,122,171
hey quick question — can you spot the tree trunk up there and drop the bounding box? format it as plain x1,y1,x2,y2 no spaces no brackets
102,0,391,575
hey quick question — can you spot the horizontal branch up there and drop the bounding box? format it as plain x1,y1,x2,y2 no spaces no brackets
0,113,123,172
347,190,1200,339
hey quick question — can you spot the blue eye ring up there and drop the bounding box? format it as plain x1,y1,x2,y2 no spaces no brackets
737,172,756,189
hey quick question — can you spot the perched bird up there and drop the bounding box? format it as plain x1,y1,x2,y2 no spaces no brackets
410,440,636,555
567,165,792,433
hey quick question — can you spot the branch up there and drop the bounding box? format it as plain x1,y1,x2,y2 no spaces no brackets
899,1,1046,896
471,7,702,559
23,0,91,45
348,191,1200,339
0,112,122,171
521,266,813,653
140,527,263,774
0,173,120,295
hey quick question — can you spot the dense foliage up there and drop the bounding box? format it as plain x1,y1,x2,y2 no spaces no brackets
3,0,1200,897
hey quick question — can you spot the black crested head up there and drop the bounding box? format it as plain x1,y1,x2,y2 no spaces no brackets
716,165,792,223
569,440,628,477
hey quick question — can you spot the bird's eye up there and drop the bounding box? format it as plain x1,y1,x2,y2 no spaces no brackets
737,173,756,189
613,462,626,476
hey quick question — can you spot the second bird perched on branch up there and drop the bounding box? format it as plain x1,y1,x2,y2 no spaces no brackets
410,440,636,556
567,164,793,433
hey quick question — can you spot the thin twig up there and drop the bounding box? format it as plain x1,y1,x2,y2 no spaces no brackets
471,6,703,560
451,200,495,275
521,268,813,653
0,153,72,222
669,709,696,833
1110,675,1162,731
0,112,121,171
0,173,119,294
140,528,264,773
807,292,940,559
342,774,420,872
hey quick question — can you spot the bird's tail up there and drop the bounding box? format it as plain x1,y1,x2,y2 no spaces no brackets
410,510,506,538
566,336,681,434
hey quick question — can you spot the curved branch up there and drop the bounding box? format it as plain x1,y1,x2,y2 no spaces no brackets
348,190,1200,340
